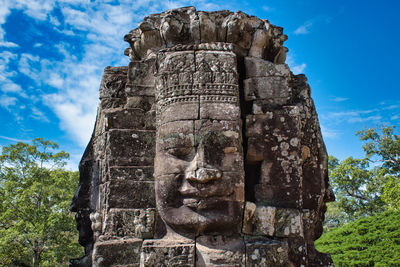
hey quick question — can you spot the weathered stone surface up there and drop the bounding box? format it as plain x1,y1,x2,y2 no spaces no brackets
106,181,155,209
71,7,333,267
102,208,155,239
92,238,142,267
245,238,289,266
104,108,155,130
244,56,290,78
107,129,155,166
140,239,195,266
243,204,303,237
108,166,154,182
99,66,128,99
196,235,245,266
244,76,291,103
126,59,156,96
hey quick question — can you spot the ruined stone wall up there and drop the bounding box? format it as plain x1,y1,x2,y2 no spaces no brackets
70,7,334,267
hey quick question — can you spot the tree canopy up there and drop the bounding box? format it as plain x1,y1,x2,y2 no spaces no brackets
315,210,400,266
324,126,400,229
0,138,81,266
318,125,400,265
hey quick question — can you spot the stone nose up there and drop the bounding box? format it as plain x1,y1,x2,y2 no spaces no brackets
184,146,222,183
185,167,222,183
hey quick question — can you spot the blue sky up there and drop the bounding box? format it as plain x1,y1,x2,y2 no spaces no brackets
0,0,399,169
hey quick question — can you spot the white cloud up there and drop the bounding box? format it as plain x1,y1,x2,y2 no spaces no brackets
0,135,30,143
0,95,17,109
18,53,40,83
262,6,272,12
0,41,19,47
322,109,387,124
294,21,312,35
391,115,399,120
14,0,55,21
1,82,22,93
383,104,399,110
320,125,339,139
291,63,306,74
48,73,64,89
332,97,349,102
286,54,306,74
1,1,237,149
30,106,50,122
294,15,332,36
0,51,26,97
348,115,382,123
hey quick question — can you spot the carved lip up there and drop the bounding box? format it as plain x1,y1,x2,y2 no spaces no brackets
182,197,227,210
179,184,234,199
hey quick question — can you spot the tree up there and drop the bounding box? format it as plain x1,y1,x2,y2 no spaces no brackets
357,126,400,210
315,210,400,266
327,156,387,223
357,125,400,174
0,138,81,266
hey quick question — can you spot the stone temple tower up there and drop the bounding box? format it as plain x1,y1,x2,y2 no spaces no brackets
70,7,335,267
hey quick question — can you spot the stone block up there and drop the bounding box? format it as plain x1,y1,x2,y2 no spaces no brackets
157,97,199,123
104,108,155,130
274,208,303,237
243,203,276,236
140,239,195,266
125,85,154,97
285,237,308,266
103,208,155,239
245,107,301,138
127,59,156,89
244,56,290,78
108,166,154,181
243,204,303,238
248,29,270,58
125,96,155,111
245,110,303,195
199,96,240,120
196,235,245,266
99,66,128,99
156,120,194,152
255,184,302,208
92,238,142,267
198,10,230,42
107,129,155,166
195,50,237,74
107,181,155,209
244,76,291,103
158,50,195,74
245,238,289,267
192,83,239,96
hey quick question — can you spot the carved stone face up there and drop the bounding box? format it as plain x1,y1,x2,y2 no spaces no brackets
154,119,244,236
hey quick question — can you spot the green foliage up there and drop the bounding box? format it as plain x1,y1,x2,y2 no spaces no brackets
325,126,400,229
382,175,400,210
323,201,349,230
357,126,400,175
0,138,81,266
357,126,400,210
328,156,387,222
315,210,400,266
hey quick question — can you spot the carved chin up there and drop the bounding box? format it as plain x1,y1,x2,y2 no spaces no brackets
159,201,243,236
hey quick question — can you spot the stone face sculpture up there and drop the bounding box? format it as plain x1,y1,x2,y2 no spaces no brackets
154,47,244,238
70,7,335,266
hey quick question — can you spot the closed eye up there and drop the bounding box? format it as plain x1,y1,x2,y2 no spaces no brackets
166,147,194,161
